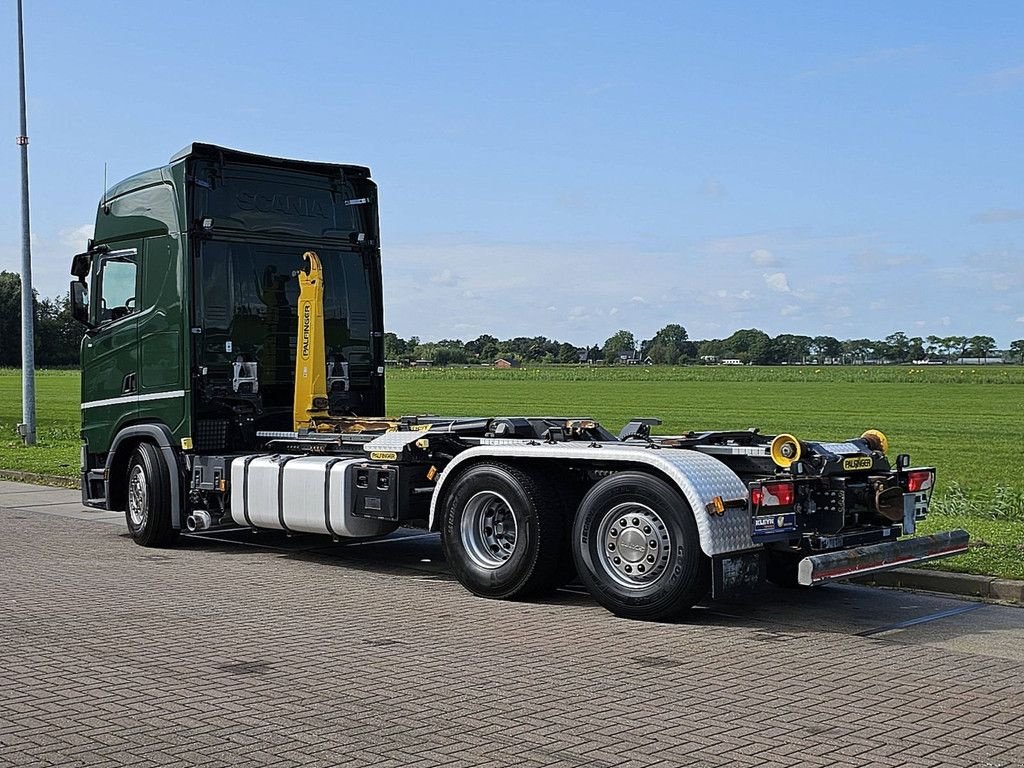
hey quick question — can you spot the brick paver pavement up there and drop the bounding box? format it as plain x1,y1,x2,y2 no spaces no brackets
1,507,1022,768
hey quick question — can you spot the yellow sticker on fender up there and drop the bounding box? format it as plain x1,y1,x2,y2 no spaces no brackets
843,456,873,471
370,451,398,462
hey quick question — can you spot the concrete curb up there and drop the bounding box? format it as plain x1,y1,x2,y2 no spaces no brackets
0,470,77,488
853,568,1024,605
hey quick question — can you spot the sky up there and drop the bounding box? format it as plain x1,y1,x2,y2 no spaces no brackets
2,1,1023,347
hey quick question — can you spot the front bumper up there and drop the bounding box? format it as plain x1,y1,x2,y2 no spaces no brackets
797,529,970,587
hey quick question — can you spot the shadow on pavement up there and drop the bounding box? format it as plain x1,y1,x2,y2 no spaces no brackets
158,525,1023,654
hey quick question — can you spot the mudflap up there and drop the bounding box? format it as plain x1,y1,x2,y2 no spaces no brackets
712,549,767,599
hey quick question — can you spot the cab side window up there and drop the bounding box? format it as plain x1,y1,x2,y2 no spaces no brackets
97,254,138,324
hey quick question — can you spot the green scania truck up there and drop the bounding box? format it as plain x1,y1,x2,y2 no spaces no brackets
70,144,967,621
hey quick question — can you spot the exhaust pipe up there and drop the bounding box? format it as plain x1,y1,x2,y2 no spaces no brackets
186,510,213,532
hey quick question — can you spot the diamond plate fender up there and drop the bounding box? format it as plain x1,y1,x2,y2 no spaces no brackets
427,442,754,556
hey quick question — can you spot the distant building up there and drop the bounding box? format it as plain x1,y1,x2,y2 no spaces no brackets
494,358,520,369
955,356,1003,365
618,351,646,365
412,359,433,367
721,359,743,366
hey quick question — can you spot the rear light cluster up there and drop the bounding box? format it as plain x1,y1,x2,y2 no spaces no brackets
751,481,795,508
906,470,934,493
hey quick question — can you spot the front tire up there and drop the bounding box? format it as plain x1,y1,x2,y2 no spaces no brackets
125,442,178,547
572,472,709,621
442,462,564,600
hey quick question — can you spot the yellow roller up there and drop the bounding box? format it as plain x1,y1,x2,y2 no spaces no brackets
770,433,802,468
861,429,889,454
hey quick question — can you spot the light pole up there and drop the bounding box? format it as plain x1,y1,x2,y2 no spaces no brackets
16,0,36,446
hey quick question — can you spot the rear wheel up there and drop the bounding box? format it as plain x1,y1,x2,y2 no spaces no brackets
442,463,565,600
125,442,178,547
573,472,709,621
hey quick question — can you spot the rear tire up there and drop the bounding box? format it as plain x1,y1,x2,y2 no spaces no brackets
572,472,709,621
442,462,565,600
124,442,178,548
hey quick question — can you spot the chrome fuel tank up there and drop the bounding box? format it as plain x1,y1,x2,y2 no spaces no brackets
229,454,398,538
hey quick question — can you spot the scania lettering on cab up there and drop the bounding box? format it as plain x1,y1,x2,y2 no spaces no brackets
70,144,968,621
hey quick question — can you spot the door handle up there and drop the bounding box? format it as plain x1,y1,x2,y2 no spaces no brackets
122,372,137,394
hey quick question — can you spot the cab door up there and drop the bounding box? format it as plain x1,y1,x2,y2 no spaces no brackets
137,236,187,439
80,245,141,455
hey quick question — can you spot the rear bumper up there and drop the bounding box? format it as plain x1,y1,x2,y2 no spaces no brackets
797,529,970,587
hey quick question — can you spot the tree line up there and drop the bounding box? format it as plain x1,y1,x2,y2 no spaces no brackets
388,326,1024,366
1,271,1022,368
0,272,81,367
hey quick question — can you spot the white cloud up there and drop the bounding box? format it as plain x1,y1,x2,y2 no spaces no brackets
798,45,928,80
764,272,791,293
60,224,94,250
429,269,458,286
979,63,1024,91
973,208,1024,224
699,178,725,198
715,288,754,300
376,234,1024,346
750,248,776,266
1017,316,1024,324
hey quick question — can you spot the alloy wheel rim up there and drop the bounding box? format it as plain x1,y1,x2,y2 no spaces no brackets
460,490,519,569
127,464,148,528
595,502,672,589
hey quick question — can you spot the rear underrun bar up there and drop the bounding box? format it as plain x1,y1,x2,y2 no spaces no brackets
798,529,970,587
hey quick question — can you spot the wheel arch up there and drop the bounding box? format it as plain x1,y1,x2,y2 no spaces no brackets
430,456,579,529
429,445,753,556
105,422,185,530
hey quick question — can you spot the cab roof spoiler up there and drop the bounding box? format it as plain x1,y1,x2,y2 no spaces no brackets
168,142,371,179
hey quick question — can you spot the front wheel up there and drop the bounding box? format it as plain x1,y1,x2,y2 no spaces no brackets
125,442,178,547
572,472,709,621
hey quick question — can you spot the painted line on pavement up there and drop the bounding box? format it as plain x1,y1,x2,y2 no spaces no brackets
856,602,986,637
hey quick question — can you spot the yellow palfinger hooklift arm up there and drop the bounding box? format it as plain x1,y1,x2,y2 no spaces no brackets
294,251,330,431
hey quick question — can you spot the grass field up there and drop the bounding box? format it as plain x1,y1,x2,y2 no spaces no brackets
2,366,1022,578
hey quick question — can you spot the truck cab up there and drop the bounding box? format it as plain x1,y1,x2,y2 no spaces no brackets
72,143,385,510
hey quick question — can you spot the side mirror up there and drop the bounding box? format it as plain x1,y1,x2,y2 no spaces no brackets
71,252,90,279
70,280,94,328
